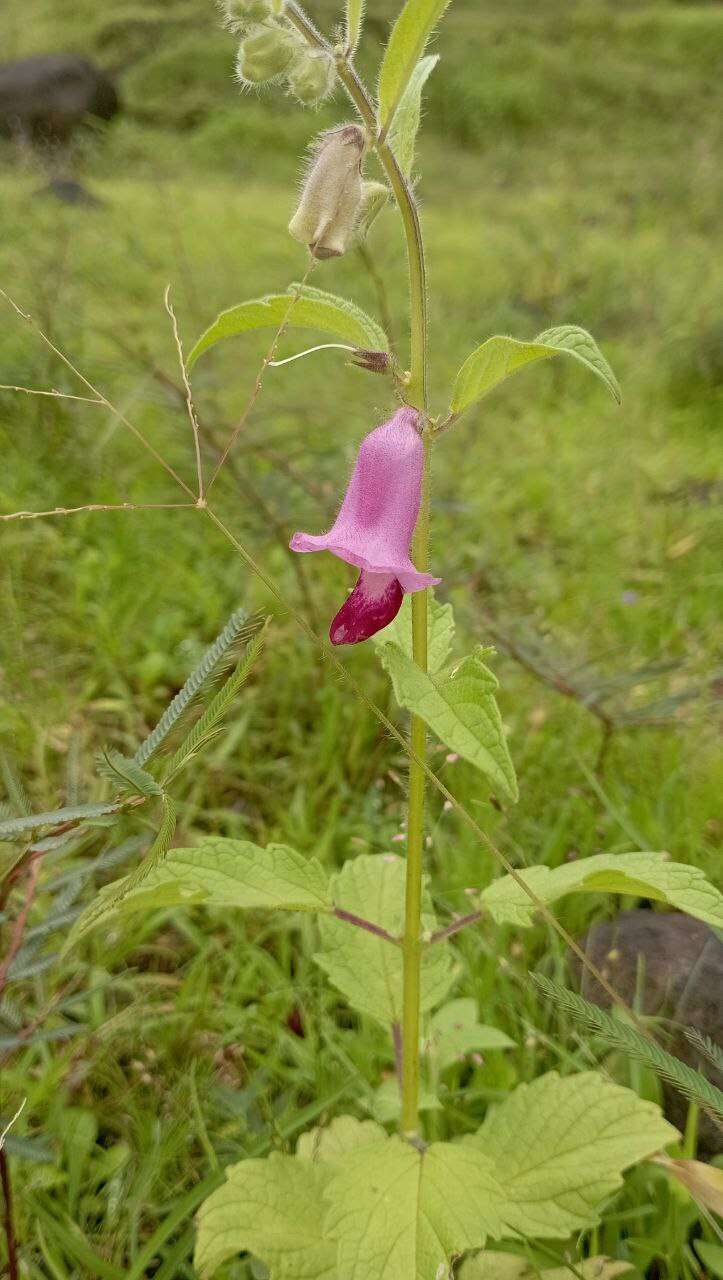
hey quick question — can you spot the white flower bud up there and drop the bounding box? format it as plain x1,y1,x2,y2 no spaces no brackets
288,124,366,259
236,24,299,84
286,50,335,106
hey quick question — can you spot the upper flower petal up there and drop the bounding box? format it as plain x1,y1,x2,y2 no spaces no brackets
290,406,440,595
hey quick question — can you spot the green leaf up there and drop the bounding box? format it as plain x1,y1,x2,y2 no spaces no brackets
479,851,723,929
428,998,515,1071
316,854,454,1026
96,749,163,799
345,0,364,53
66,838,330,949
450,326,621,415
469,1070,677,1238
459,1254,635,1280
196,1117,383,1279
379,644,518,802
369,1078,442,1124
388,53,438,176
188,285,388,368
378,0,452,134
0,801,124,841
373,591,454,675
324,1135,505,1280
195,1153,334,1280
695,1241,723,1279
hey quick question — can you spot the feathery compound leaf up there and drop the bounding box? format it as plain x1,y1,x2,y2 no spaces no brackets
65,838,330,949
532,975,723,1124
378,0,452,134
378,643,518,802
450,326,620,415
317,854,453,1025
96,749,163,799
478,851,723,929
133,606,254,768
0,802,125,842
684,1027,723,1075
468,1070,677,1238
188,287,387,367
388,53,438,176
162,627,266,784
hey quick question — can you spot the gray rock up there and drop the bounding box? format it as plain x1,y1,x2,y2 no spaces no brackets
572,909,723,1155
0,54,119,145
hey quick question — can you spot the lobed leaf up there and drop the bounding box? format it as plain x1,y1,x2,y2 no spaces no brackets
479,851,723,929
378,643,518,802
451,326,621,415
188,285,388,367
324,1135,505,1280
378,0,452,134
316,854,454,1026
65,838,330,949
388,53,439,176
428,998,515,1071
469,1070,677,1238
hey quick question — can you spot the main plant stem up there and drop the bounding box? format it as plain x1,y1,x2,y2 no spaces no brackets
287,2,431,1133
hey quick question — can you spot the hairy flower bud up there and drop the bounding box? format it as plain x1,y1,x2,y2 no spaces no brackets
236,24,298,84
286,50,335,106
288,124,365,259
222,0,275,26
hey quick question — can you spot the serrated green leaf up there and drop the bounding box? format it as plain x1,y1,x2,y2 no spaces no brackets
379,644,518,802
458,1254,634,1280
324,1135,505,1280
188,286,387,368
317,854,454,1026
345,0,364,53
479,851,723,929
388,53,438,176
65,838,330,949
468,1071,677,1238
378,0,452,134
450,326,620,415
428,998,515,1071
96,749,163,799
196,1117,382,1279
373,591,454,675
195,1153,334,1280
296,1114,387,1163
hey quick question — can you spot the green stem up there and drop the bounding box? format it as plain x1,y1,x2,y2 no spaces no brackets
286,1,431,1133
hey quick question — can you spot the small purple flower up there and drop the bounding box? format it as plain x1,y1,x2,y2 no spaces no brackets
291,407,440,644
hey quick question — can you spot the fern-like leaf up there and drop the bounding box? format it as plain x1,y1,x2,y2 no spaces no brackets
133,606,259,768
96,749,163,798
684,1027,723,1076
532,973,723,1124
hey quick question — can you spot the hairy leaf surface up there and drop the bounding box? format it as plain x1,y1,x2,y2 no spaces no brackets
451,326,620,414
388,53,438,175
379,644,518,802
374,591,454,675
317,854,454,1025
469,1071,677,1237
188,286,387,367
378,0,452,133
479,851,723,928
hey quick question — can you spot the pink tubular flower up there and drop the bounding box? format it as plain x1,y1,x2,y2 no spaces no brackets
290,407,440,645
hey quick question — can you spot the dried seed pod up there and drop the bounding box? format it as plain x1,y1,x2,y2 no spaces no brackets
288,124,366,259
286,50,335,106
236,24,299,84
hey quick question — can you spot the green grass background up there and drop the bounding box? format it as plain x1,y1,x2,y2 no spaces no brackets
1,0,722,1275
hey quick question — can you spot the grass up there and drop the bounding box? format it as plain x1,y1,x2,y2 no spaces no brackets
1,0,722,1275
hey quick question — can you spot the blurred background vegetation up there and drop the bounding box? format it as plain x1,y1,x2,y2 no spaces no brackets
1,0,722,1275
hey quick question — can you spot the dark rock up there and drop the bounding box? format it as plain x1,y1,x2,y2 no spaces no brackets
572,909,723,1155
0,54,119,145
34,177,103,206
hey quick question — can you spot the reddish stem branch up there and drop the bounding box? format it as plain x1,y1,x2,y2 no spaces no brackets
0,854,42,997
428,911,482,945
333,907,399,946
0,1149,18,1280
